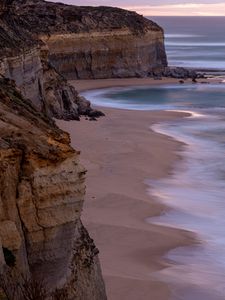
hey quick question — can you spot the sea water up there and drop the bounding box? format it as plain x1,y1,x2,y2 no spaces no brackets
81,16,225,299
82,83,225,299
150,16,225,70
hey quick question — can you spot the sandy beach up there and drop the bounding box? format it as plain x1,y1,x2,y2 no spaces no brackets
57,78,196,300
71,77,208,93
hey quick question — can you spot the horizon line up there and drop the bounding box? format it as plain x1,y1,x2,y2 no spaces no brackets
145,15,225,17
48,1,225,17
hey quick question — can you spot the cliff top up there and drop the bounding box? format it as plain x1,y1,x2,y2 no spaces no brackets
1,0,163,36
0,0,163,57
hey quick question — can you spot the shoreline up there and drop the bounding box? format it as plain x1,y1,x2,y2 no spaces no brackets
57,79,197,299
71,77,212,93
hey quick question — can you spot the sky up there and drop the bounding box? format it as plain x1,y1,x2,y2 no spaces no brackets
50,0,225,16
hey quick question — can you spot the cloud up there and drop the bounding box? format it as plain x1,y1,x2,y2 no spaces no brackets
50,0,225,6
49,1,225,16
122,2,225,16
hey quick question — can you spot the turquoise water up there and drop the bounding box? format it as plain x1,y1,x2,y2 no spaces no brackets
150,17,225,70
83,84,225,111
82,83,225,300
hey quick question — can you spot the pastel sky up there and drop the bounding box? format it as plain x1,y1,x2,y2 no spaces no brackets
50,0,225,16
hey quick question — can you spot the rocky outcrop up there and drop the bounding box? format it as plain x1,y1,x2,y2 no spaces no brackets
0,1,103,120
0,0,167,117
0,77,106,299
163,67,199,79
10,0,167,80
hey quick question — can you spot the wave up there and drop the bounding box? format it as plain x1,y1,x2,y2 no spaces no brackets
165,33,202,38
148,112,225,299
168,59,225,69
166,110,205,118
166,42,225,47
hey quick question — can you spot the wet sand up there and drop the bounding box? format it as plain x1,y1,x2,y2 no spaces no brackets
71,77,195,92
57,78,196,300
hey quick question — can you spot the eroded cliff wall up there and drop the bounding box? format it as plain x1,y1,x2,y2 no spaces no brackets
42,30,166,79
11,0,167,79
0,0,167,117
0,1,102,120
0,1,168,298
0,77,106,299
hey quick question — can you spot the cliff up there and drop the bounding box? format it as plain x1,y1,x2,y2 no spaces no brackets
0,1,167,298
0,77,106,299
6,0,167,80
0,0,103,120
0,0,167,117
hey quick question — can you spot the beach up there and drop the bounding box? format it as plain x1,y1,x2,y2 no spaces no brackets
71,77,207,92
1,4,224,299
57,78,196,300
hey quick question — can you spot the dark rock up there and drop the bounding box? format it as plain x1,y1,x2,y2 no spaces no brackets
89,117,97,121
88,110,105,118
164,67,198,79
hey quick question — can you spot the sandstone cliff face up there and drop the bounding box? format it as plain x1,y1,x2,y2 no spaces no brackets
0,78,106,299
42,30,166,79
0,2,168,298
0,1,101,120
0,0,167,117
11,0,167,79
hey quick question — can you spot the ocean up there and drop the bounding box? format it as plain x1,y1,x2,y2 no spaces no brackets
83,83,225,299
150,16,225,70
81,16,225,300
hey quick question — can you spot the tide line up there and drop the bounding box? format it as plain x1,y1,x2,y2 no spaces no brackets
166,109,205,118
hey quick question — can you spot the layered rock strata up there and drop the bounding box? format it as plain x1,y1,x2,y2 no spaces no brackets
0,0,167,117
10,0,167,80
0,0,102,120
0,1,168,298
0,77,106,299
